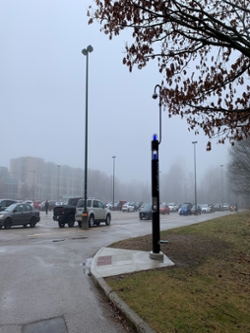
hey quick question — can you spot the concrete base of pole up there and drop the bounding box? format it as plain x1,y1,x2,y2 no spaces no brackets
81,213,89,230
149,251,164,262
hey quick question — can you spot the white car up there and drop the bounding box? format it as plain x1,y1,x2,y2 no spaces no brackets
25,200,34,207
168,203,178,212
122,203,135,212
75,198,111,227
106,203,115,210
200,204,211,213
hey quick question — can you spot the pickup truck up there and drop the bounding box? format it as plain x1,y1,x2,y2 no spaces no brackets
53,197,82,228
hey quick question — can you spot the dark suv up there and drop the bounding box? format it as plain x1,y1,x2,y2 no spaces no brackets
0,199,18,212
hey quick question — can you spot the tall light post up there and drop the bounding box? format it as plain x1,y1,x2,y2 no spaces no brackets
112,156,116,209
150,84,163,261
220,164,224,210
57,165,60,201
192,141,198,214
184,178,187,202
141,182,144,202
81,45,93,228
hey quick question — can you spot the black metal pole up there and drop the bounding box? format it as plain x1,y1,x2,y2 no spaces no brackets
81,45,93,229
151,135,160,254
84,51,89,215
112,156,116,209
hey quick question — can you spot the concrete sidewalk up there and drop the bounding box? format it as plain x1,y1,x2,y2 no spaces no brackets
90,247,174,333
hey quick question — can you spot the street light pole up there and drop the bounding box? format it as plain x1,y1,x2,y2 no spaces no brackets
112,156,116,210
220,164,224,210
57,165,60,201
81,45,93,228
192,141,198,214
184,178,187,202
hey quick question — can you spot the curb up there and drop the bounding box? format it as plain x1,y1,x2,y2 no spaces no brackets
90,248,156,333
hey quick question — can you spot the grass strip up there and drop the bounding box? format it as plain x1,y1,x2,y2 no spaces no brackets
106,212,250,333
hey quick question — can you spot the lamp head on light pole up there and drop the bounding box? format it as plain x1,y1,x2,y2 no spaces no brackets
152,84,162,145
82,45,93,55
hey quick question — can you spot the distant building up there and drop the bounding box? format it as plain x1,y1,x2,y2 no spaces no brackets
8,156,84,200
0,166,18,199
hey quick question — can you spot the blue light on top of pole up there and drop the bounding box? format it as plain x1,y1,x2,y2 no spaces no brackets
153,134,157,141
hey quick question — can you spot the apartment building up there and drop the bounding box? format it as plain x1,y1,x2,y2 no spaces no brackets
9,156,84,200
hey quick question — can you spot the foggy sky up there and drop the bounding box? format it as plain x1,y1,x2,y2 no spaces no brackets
0,0,229,184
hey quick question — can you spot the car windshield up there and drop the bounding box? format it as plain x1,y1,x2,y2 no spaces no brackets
160,204,166,208
181,204,188,208
77,200,91,208
143,203,152,210
5,203,17,212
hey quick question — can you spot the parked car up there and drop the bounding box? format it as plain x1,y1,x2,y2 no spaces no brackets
0,203,40,229
223,203,230,211
130,202,139,211
160,203,170,215
167,203,178,212
213,203,222,211
122,203,135,212
208,204,215,213
75,198,111,228
24,200,34,207
200,204,211,213
33,200,41,209
55,201,64,206
191,204,201,215
116,200,127,211
0,199,18,212
230,203,238,212
139,203,153,220
175,203,181,211
106,202,115,210
178,203,192,216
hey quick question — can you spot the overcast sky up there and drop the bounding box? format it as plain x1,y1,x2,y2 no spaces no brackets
0,0,229,184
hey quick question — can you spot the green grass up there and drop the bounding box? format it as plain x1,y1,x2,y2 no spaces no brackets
106,212,250,333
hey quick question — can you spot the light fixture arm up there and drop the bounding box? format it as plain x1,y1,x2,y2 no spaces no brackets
152,84,162,145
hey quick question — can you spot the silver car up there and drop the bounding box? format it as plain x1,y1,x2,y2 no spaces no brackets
75,198,111,227
0,203,40,229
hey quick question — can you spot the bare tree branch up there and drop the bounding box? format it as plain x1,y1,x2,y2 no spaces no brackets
88,0,250,148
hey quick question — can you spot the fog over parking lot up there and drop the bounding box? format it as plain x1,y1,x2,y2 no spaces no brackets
0,0,229,188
